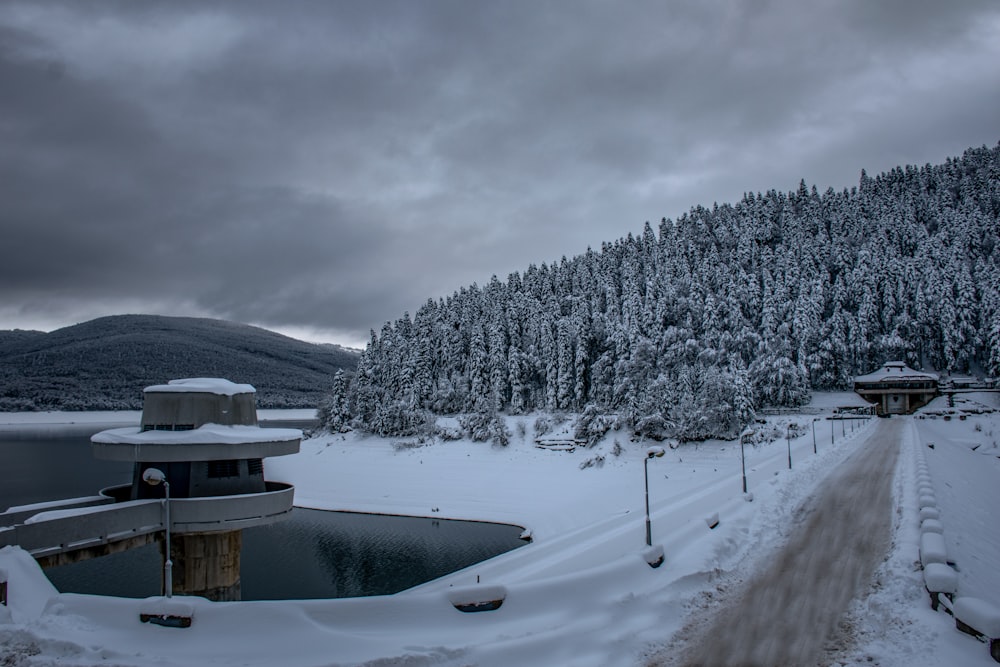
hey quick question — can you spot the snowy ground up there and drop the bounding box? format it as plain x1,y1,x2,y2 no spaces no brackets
1,392,998,666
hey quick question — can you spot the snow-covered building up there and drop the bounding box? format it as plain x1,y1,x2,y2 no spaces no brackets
93,378,300,501
853,361,939,415
91,378,301,600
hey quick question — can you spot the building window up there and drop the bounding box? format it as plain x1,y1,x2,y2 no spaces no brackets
141,424,195,432
207,460,240,478
248,459,264,476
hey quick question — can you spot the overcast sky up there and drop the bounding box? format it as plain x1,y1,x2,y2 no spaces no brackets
2,1,998,348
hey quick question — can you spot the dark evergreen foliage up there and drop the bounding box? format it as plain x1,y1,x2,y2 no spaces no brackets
341,144,999,440
0,315,360,411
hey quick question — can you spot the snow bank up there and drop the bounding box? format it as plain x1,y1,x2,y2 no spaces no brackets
0,546,58,622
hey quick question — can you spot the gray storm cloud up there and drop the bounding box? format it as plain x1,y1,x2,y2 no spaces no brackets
1,1,998,346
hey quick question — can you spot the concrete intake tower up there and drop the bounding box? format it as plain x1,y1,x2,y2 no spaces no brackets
91,378,301,601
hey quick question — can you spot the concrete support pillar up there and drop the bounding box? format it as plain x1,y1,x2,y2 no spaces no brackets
163,530,242,601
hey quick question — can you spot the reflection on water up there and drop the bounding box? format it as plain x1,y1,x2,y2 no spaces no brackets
242,510,525,599
45,542,162,599
0,434,133,511
3,429,525,600
44,509,525,600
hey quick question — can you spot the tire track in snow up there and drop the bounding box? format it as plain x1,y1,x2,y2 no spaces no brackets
661,418,901,667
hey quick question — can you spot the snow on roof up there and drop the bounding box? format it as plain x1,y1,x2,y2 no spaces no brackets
143,378,256,396
854,361,939,383
91,423,301,446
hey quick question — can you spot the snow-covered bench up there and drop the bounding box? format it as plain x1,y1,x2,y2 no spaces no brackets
447,585,507,613
919,506,940,521
919,532,950,567
920,518,944,535
534,437,585,452
922,563,958,612
953,597,1000,663
139,597,194,628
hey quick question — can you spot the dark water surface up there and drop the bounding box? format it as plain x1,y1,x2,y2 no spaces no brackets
1,427,525,599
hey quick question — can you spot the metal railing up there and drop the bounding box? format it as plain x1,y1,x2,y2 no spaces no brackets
0,483,294,558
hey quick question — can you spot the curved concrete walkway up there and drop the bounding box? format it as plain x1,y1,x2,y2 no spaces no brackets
667,418,901,667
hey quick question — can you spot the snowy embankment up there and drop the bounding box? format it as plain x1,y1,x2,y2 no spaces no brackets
1,392,998,666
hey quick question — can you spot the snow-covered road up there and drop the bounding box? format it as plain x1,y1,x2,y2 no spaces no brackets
660,418,901,666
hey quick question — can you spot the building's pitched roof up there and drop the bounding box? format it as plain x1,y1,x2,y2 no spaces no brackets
854,361,939,384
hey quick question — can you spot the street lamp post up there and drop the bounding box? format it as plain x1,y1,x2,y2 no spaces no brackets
644,446,665,546
142,468,173,598
786,426,792,470
739,428,754,494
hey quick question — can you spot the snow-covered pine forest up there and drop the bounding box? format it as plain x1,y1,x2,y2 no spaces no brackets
321,144,1000,442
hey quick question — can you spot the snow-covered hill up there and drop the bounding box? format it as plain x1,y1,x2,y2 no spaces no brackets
0,314,359,411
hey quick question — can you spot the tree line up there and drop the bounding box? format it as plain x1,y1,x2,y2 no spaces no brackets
320,143,1000,443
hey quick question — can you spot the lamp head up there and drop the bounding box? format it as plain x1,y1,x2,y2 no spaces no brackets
142,468,166,486
646,446,665,459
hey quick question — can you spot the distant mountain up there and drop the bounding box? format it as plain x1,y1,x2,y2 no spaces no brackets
0,315,360,411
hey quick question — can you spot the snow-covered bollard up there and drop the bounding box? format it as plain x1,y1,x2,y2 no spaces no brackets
923,563,958,612
920,518,944,535
952,597,1000,663
920,532,950,568
918,493,937,510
